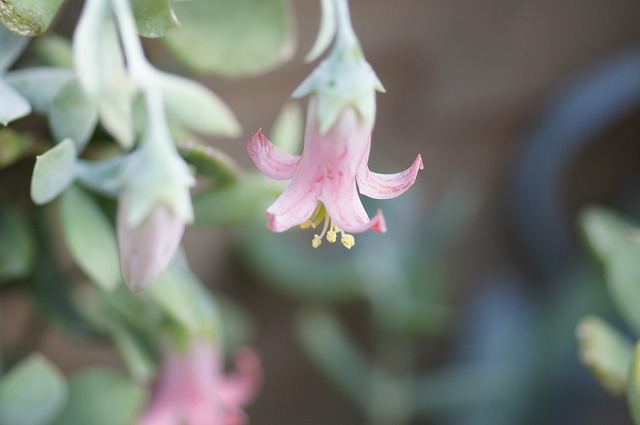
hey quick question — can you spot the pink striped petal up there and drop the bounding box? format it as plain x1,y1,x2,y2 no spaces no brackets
322,177,387,234
246,130,301,180
357,154,423,200
266,169,322,232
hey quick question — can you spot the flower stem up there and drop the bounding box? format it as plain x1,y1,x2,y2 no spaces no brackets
109,0,173,154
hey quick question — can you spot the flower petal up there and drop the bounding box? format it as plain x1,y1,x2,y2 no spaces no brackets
266,168,322,232
246,129,301,179
117,199,185,292
218,348,263,407
322,177,386,233
357,154,423,200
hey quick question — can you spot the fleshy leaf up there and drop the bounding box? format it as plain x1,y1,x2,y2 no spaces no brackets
158,72,240,137
51,369,145,425
0,0,67,37
0,80,30,126
0,128,34,169
0,354,68,425
270,101,304,154
34,34,74,68
606,237,640,335
147,251,219,338
177,139,239,182
0,203,35,281
73,0,136,148
31,138,77,205
164,0,296,77
193,176,283,226
628,342,640,424
580,206,636,262
132,0,180,38
5,67,75,114
60,186,120,291
49,79,98,151
295,309,371,408
576,315,633,395
0,23,28,71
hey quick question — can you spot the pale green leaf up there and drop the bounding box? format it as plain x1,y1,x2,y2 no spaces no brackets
34,34,74,68
0,23,28,71
0,0,66,37
0,80,30,126
270,101,303,154
193,176,282,226
576,315,633,395
164,0,296,77
30,138,77,204
0,204,35,281
0,354,67,425
6,67,75,114
628,342,640,424
580,206,637,263
51,369,145,425
147,251,220,338
177,139,239,182
132,0,179,38
0,127,34,169
607,241,640,335
296,309,371,408
73,0,136,148
107,325,155,383
158,72,240,137
49,79,98,151
60,186,120,291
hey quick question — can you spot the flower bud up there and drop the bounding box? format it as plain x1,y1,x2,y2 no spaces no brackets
117,192,185,292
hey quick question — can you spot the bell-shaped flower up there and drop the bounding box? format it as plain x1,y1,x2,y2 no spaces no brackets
117,124,195,292
136,340,262,425
247,98,422,248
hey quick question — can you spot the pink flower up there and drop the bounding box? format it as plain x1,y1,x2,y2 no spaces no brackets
117,193,185,293
247,98,422,248
136,341,262,425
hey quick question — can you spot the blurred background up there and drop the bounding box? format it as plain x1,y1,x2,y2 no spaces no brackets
5,0,640,424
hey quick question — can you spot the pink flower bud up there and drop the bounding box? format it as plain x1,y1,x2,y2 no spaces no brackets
117,194,185,292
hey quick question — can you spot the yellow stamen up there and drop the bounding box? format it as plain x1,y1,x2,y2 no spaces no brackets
300,203,356,249
341,234,355,249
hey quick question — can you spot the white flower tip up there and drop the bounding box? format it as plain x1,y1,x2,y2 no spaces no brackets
416,154,424,171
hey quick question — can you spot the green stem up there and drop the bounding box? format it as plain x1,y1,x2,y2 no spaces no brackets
109,0,173,155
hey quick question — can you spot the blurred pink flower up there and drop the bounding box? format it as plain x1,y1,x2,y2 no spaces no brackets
136,341,262,425
247,98,422,248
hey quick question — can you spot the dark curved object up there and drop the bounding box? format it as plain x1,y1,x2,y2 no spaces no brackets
511,49,640,276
